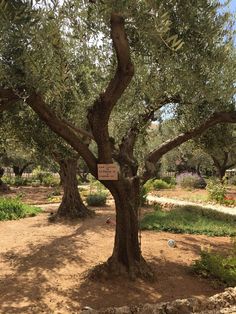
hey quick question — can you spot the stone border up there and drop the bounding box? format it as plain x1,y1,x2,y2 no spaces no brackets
82,287,236,313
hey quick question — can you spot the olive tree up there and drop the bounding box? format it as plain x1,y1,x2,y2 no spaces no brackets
0,0,236,278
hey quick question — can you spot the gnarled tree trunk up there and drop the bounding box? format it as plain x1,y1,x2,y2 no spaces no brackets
55,158,92,219
94,178,153,280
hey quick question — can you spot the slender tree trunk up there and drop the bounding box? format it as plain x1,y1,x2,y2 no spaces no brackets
13,165,22,177
218,168,227,181
13,163,32,177
212,159,227,181
55,158,93,219
0,167,9,192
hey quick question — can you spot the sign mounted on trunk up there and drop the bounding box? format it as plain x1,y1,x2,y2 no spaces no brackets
97,164,118,181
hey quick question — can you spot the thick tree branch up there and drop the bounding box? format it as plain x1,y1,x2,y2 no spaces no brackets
26,92,97,176
143,111,236,181
115,95,181,176
120,95,181,158
88,13,134,163
61,119,94,141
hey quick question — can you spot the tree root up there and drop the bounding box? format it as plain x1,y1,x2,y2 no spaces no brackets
87,257,155,282
48,207,95,222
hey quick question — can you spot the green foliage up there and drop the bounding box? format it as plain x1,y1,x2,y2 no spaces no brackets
154,203,163,211
2,176,14,185
197,124,236,179
176,172,206,189
32,166,59,186
0,197,42,221
206,180,226,204
140,185,148,206
86,193,107,207
193,239,236,287
141,204,236,236
2,175,31,186
161,176,176,186
153,179,171,189
47,187,61,203
31,180,40,187
41,174,59,187
89,179,109,194
144,179,171,191
31,166,47,183
13,176,29,186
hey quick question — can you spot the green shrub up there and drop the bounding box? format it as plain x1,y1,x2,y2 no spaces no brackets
2,176,30,186
2,176,14,185
140,185,148,206
144,179,171,191
192,238,236,286
152,179,171,189
32,166,59,186
176,172,206,189
206,180,226,204
141,204,236,236
31,180,41,187
89,180,108,193
32,166,45,183
41,175,59,187
86,193,107,206
13,176,29,186
143,179,155,192
161,176,176,186
32,166,60,186
154,203,163,211
0,197,42,221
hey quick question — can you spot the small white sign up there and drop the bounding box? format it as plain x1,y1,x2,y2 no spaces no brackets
97,164,118,181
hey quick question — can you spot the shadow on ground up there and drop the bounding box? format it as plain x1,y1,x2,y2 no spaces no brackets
0,206,231,313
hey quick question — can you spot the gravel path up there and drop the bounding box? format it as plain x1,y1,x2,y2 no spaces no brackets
147,195,236,216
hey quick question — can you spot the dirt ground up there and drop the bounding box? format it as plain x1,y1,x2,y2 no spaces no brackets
0,186,61,204
0,187,234,313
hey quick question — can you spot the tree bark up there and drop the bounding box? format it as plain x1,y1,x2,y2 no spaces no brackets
92,178,153,280
55,158,93,219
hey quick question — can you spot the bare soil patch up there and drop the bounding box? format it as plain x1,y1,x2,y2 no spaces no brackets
0,191,233,313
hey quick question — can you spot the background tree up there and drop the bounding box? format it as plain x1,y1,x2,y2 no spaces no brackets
198,124,236,180
1,105,93,219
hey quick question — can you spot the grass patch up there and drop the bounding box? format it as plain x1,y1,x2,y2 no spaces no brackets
141,204,236,236
192,238,236,286
180,194,208,203
0,197,42,221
